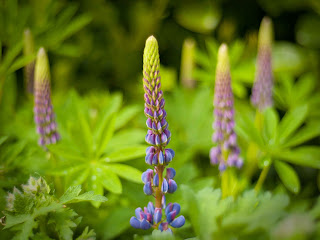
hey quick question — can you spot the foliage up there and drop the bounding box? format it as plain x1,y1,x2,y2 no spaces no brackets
1,176,106,240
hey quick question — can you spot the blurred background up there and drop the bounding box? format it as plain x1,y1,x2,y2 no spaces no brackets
1,0,320,239
0,0,319,99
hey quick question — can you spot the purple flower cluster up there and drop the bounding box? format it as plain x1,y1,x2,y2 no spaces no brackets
130,198,185,232
210,44,243,171
251,17,273,111
142,168,177,195
34,48,60,146
130,36,185,233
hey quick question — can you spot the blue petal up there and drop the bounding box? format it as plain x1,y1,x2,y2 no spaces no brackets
166,168,176,179
166,210,176,223
172,203,181,215
135,207,143,219
140,219,151,230
168,179,177,194
130,217,141,229
161,179,168,193
153,173,159,187
147,202,155,215
170,215,185,228
158,151,164,164
153,208,162,224
143,182,153,195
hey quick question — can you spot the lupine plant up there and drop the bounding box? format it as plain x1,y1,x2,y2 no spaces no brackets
130,36,185,233
251,17,273,111
34,48,60,147
23,29,35,95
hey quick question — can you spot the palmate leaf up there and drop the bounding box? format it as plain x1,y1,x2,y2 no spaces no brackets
114,105,140,130
273,146,320,169
106,128,146,151
276,104,308,144
104,145,146,162
274,160,300,194
100,166,122,194
104,164,143,183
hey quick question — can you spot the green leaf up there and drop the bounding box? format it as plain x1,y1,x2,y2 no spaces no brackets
105,164,143,183
101,207,133,239
96,114,116,156
105,145,146,162
273,146,320,169
114,105,140,130
274,160,300,194
3,213,30,229
106,128,146,151
47,144,87,161
69,191,107,204
0,136,8,146
59,185,82,204
7,54,36,74
263,108,279,141
282,122,320,148
68,168,90,186
100,166,122,194
76,226,96,240
277,105,308,144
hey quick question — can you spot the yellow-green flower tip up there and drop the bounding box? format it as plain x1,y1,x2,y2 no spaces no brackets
258,17,273,48
143,36,160,84
35,47,50,84
216,43,230,76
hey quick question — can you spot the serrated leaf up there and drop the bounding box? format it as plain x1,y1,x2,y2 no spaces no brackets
59,185,82,204
3,213,30,229
105,145,146,162
274,160,300,194
76,226,96,240
277,105,308,144
70,191,107,203
105,164,143,183
114,105,140,130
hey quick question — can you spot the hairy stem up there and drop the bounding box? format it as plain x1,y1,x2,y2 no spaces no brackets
155,165,164,208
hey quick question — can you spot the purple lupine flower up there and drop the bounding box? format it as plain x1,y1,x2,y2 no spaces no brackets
130,36,185,232
210,44,243,171
34,48,60,147
251,17,273,111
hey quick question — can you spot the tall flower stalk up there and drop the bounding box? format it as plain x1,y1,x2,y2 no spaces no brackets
34,48,60,147
210,44,242,198
249,17,273,192
23,29,35,94
130,36,185,233
251,17,273,112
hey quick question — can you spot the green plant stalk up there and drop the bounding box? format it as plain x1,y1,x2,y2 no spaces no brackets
155,165,164,208
254,162,271,192
244,110,264,179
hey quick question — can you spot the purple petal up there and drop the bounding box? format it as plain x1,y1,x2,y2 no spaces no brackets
170,215,185,228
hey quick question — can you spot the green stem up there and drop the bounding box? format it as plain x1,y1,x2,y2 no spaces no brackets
254,164,270,193
221,169,230,199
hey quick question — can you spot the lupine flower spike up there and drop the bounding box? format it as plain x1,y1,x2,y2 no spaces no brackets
210,44,243,171
23,29,35,94
251,17,273,111
130,36,185,233
34,48,60,147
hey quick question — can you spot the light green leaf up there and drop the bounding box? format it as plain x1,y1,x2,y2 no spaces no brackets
277,105,308,144
59,185,82,204
100,167,122,194
105,164,142,183
47,144,86,161
114,105,141,130
105,145,146,162
273,146,320,169
282,122,320,148
70,191,107,203
68,168,90,186
96,114,116,156
7,54,36,74
3,213,30,229
106,129,146,151
263,107,279,141
274,160,300,194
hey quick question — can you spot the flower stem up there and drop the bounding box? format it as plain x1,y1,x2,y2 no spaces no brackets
254,163,270,193
155,165,164,208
